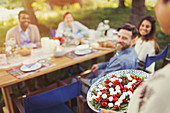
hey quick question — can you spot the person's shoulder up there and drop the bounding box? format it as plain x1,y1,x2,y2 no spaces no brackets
29,24,38,28
58,21,65,26
7,25,18,33
154,64,170,77
119,48,137,61
73,21,81,24
141,39,154,47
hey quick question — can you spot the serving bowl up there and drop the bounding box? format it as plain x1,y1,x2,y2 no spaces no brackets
54,50,65,57
17,47,32,56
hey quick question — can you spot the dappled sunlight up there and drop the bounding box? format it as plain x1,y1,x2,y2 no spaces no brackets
146,0,157,8
0,0,159,50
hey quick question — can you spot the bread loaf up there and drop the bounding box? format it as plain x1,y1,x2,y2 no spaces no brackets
98,40,113,48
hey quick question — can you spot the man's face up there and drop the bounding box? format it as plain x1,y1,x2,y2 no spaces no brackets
116,29,134,50
64,14,74,25
19,13,30,29
155,0,170,34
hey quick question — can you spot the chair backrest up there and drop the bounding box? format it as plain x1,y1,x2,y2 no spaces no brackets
144,45,169,70
23,81,81,113
50,29,56,38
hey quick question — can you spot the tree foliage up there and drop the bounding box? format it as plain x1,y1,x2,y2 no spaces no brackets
0,0,21,9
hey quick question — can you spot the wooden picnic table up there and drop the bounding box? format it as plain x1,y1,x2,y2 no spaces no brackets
0,48,116,113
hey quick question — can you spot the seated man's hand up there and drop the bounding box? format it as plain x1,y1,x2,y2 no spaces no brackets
101,109,117,113
91,64,99,72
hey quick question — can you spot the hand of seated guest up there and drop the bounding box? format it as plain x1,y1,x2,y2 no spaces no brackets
100,108,117,113
91,64,99,72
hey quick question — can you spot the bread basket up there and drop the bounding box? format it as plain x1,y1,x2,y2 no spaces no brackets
17,47,32,56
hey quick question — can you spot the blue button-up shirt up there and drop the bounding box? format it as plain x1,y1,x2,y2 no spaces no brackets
90,47,138,84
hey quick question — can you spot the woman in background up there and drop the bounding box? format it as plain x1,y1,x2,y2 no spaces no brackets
135,16,160,74
56,12,89,39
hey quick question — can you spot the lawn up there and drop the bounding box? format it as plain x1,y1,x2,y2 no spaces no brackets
0,6,170,112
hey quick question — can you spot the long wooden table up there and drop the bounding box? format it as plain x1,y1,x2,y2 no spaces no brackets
0,48,116,113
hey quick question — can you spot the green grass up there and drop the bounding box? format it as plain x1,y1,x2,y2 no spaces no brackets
0,6,170,112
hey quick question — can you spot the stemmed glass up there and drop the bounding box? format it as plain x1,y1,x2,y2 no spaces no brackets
4,38,18,57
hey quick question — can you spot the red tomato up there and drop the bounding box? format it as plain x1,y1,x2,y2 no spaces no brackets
111,75,116,78
114,105,119,110
102,91,106,94
95,91,99,96
105,84,109,87
101,102,108,107
124,87,128,90
120,85,123,90
134,76,138,80
122,81,126,85
96,98,100,103
113,97,118,102
103,97,109,102
106,87,109,91
123,99,128,103
128,88,133,92
112,95,115,98
107,93,110,97
116,93,121,98
105,79,111,84
122,89,126,92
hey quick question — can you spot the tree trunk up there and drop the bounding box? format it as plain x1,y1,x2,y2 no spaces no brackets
119,0,126,8
130,0,145,26
22,0,38,26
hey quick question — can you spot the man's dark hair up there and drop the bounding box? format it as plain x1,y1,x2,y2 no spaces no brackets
163,0,169,3
18,10,29,19
117,23,138,39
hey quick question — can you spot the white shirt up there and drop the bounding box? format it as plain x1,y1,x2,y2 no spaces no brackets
55,21,89,39
18,25,31,46
135,38,156,74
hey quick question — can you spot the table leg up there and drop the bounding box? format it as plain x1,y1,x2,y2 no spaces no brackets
1,86,14,113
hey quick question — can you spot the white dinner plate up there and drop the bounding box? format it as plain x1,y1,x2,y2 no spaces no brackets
74,49,92,55
87,69,151,113
20,62,42,72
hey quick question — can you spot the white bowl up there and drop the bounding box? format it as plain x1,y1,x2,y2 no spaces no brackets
54,50,65,57
76,44,89,51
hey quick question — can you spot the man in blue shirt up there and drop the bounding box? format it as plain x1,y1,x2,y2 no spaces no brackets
86,23,138,85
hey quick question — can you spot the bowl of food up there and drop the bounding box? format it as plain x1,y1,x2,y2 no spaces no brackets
54,50,65,57
75,44,90,52
17,47,32,56
54,46,65,57
87,69,151,112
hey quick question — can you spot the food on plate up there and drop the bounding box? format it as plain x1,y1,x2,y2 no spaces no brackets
72,39,81,45
23,58,38,65
17,47,32,56
98,40,113,48
91,43,100,48
88,73,144,112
